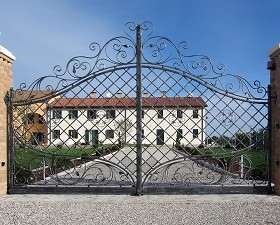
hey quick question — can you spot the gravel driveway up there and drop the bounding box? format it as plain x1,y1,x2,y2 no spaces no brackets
0,194,280,225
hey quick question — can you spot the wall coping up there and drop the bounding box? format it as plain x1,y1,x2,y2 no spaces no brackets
0,45,16,61
268,43,280,57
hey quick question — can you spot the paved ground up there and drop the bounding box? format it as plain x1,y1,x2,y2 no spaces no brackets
0,194,280,225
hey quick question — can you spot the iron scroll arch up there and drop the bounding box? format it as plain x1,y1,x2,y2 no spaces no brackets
7,22,270,194
13,21,267,103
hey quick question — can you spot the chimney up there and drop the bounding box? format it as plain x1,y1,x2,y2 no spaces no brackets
90,91,97,98
162,91,167,97
117,92,122,98
143,92,149,98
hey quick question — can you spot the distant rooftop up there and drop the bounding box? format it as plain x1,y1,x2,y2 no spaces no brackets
49,96,207,108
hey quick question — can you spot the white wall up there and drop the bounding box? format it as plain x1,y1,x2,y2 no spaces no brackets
48,107,205,147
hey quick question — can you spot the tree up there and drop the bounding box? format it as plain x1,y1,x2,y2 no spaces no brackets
114,119,133,145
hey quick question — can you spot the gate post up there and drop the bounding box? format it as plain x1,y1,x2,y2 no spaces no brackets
135,24,143,196
268,43,280,195
0,45,15,195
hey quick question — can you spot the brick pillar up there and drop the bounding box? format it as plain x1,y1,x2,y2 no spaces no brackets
0,45,15,195
268,43,280,195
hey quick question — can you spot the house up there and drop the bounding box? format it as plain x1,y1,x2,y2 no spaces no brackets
13,90,58,145
47,92,207,147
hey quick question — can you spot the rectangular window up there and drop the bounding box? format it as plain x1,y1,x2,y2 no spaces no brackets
69,110,78,119
142,110,145,119
87,110,97,119
193,129,199,138
53,110,62,119
69,130,78,139
177,129,183,139
27,114,35,124
38,115,45,124
157,109,163,118
177,109,183,118
142,129,144,139
193,110,199,118
106,110,116,119
105,130,114,139
53,130,60,139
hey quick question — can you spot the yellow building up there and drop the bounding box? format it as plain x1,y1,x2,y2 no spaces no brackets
13,90,57,145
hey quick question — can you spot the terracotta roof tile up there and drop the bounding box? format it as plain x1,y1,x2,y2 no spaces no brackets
49,97,207,108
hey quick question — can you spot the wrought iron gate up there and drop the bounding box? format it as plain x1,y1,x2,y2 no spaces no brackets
6,22,271,194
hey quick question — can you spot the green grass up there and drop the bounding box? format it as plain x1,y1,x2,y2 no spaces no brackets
15,147,99,169
185,147,267,168
15,145,267,170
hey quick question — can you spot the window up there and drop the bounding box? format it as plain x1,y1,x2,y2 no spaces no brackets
87,110,97,119
27,113,35,124
105,130,114,139
39,115,45,124
193,129,199,138
193,110,199,118
53,130,60,139
142,129,144,139
69,130,78,139
106,110,116,119
53,110,62,119
142,110,145,119
177,129,183,139
69,110,78,119
177,109,183,118
157,109,163,118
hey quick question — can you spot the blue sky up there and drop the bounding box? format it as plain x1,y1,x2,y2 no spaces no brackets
0,0,279,89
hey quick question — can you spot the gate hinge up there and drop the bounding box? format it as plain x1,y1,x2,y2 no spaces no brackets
4,92,9,105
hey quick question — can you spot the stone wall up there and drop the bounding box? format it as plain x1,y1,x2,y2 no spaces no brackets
268,44,280,195
0,46,15,195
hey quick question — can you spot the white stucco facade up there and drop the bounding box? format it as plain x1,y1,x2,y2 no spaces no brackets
48,97,206,147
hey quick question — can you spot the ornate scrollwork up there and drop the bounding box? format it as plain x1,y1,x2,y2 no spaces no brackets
15,156,135,187
13,21,267,104
219,109,237,126
143,153,267,187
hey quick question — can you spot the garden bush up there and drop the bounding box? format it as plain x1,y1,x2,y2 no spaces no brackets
15,165,32,183
198,144,205,148
56,158,72,168
80,153,93,160
224,144,232,149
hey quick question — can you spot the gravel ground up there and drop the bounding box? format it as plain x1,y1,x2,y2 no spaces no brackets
0,194,280,225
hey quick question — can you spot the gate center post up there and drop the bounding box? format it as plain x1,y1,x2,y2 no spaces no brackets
135,24,143,196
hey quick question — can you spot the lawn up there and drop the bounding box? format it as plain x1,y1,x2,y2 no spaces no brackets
14,145,267,170
15,146,99,170
184,147,267,168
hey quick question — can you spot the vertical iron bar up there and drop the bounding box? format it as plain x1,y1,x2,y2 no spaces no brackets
135,24,143,196
267,85,272,191
8,88,15,189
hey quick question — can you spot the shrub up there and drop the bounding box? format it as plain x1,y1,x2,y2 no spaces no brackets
191,148,201,156
80,153,93,160
184,146,191,153
198,144,205,148
111,145,119,151
92,144,99,149
96,148,104,156
56,158,72,168
251,164,267,180
175,143,183,150
224,144,231,149
116,143,123,149
15,165,32,184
